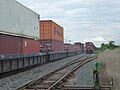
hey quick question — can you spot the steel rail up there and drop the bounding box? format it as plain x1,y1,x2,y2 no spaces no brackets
63,85,111,90
17,54,96,90
47,56,96,90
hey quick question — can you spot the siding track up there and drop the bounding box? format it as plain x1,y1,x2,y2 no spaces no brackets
17,54,96,90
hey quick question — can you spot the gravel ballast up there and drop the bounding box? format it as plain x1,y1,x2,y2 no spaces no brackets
74,60,95,86
0,54,84,90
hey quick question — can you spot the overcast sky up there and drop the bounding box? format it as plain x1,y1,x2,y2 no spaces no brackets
16,0,120,47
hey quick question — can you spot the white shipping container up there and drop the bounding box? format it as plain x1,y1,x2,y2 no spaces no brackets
0,0,40,39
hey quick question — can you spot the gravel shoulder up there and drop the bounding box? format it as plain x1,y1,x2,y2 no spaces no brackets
0,54,84,90
74,60,95,86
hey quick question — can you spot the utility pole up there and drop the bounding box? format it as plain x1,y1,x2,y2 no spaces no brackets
68,40,72,51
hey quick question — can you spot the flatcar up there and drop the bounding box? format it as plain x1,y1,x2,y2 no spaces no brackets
0,51,81,75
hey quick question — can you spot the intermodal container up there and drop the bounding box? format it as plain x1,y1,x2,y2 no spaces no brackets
74,42,84,52
40,39,64,52
0,34,40,54
51,21,64,42
40,20,64,41
22,38,40,53
64,43,77,51
0,34,22,54
53,40,64,52
0,0,40,39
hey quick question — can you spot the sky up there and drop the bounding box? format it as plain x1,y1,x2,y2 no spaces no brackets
16,0,120,47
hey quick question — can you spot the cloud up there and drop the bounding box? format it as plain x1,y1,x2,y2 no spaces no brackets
93,37,105,41
83,36,105,43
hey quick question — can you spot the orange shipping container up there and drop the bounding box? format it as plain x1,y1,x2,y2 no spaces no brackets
40,20,64,41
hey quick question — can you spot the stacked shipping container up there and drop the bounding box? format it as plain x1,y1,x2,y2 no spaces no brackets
0,0,84,54
40,20,64,52
40,40,64,52
64,42,84,52
0,34,40,54
0,0,40,39
0,0,40,54
74,42,84,52
64,43,78,52
0,34,22,54
40,20,63,41
22,38,40,53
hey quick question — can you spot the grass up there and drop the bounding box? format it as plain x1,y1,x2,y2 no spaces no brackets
98,48,120,90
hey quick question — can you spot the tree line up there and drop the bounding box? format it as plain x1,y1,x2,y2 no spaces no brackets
98,41,120,51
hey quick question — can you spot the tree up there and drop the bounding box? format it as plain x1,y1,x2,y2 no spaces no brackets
100,41,119,51
109,41,115,49
101,43,107,51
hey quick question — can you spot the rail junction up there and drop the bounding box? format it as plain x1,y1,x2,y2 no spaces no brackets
17,54,111,90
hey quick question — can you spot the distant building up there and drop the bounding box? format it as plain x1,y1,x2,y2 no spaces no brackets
40,20,64,52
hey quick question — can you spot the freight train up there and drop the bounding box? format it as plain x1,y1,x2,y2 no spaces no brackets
0,0,85,76
85,42,96,54
0,51,80,75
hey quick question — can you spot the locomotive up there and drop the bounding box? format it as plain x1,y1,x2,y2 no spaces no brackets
85,42,96,54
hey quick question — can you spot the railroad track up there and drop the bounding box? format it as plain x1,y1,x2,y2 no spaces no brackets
17,54,96,90
63,85,111,90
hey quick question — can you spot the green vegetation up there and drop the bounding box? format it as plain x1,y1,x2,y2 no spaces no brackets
97,41,120,52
